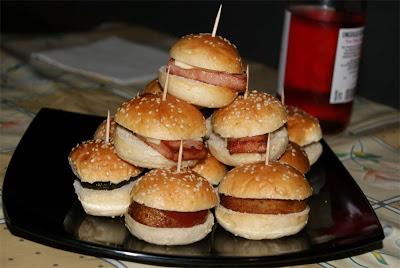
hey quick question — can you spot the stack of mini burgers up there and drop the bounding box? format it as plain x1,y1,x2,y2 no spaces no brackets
68,17,323,245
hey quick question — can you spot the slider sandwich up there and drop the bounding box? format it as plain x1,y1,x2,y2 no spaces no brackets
125,168,218,245
286,106,323,165
215,162,312,240
69,140,142,217
159,33,247,108
208,91,288,166
114,94,207,169
278,142,310,174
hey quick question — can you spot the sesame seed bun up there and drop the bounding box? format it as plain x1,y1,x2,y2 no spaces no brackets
73,179,136,217
303,141,323,166
212,91,287,138
278,143,310,174
125,211,214,246
114,126,197,169
170,33,243,74
215,205,310,240
68,140,142,184
192,152,227,185
93,117,117,142
218,162,312,200
141,79,162,95
286,106,322,147
114,94,206,140
158,66,238,108
207,126,288,167
131,168,218,212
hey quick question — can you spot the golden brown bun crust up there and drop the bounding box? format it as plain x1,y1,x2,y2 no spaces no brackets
131,168,218,212
158,66,237,108
192,152,227,185
278,143,310,174
170,33,243,73
93,117,117,142
114,94,206,140
218,162,312,200
212,91,287,138
286,106,323,146
69,140,142,183
141,79,162,95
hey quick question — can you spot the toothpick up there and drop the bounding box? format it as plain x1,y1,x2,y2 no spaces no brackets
265,134,270,165
244,64,249,99
211,4,222,37
162,67,170,101
105,110,110,144
281,86,285,106
177,140,183,172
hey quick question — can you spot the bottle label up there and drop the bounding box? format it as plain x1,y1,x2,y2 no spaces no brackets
277,10,291,96
330,27,364,104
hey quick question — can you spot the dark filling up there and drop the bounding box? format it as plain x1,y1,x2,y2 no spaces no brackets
80,176,137,190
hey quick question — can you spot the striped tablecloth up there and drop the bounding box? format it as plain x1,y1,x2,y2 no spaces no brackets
1,25,399,268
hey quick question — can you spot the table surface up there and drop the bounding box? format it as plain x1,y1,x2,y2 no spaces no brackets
1,25,399,268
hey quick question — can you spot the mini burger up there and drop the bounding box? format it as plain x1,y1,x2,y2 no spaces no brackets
68,140,142,217
208,91,288,166
278,142,310,174
192,151,227,186
286,106,323,165
114,94,207,169
158,33,246,108
215,162,312,240
125,168,218,245
93,116,117,142
140,79,162,95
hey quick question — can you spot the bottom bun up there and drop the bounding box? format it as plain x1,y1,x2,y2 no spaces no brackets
207,127,288,167
114,126,197,169
125,211,214,245
73,180,135,217
215,205,309,240
303,142,323,165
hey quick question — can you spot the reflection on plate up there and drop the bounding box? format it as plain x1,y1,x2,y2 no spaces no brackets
3,108,384,267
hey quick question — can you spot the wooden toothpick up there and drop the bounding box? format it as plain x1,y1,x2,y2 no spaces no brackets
281,86,285,106
211,4,222,37
162,67,170,101
105,110,110,144
244,64,249,99
177,140,183,172
265,134,270,165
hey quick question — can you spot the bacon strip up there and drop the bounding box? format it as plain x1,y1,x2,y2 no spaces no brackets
227,134,268,154
137,135,207,161
167,59,246,92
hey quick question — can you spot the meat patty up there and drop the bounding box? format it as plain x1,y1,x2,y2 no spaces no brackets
219,194,307,214
227,134,268,154
167,59,246,92
128,202,208,228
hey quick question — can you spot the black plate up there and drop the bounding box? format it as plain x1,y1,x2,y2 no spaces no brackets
2,108,384,267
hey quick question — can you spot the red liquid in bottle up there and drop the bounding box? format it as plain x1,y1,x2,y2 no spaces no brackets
279,5,364,134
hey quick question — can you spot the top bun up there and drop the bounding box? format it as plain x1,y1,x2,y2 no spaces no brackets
131,168,218,212
286,106,322,146
141,79,162,95
218,162,312,200
114,94,206,140
69,140,142,184
212,91,287,138
278,142,310,174
170,33,243,74
192,152,227,185
93,117,117,142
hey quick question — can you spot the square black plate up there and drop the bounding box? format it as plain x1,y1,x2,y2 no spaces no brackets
2,108,384,267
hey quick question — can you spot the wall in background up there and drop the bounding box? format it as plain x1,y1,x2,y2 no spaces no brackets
1,1,398,108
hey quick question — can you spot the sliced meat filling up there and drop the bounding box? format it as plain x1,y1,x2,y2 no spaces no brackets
227,134,268,154
137,134,207,162
220,194,307,214
167,58,246,92
128,201,208,228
